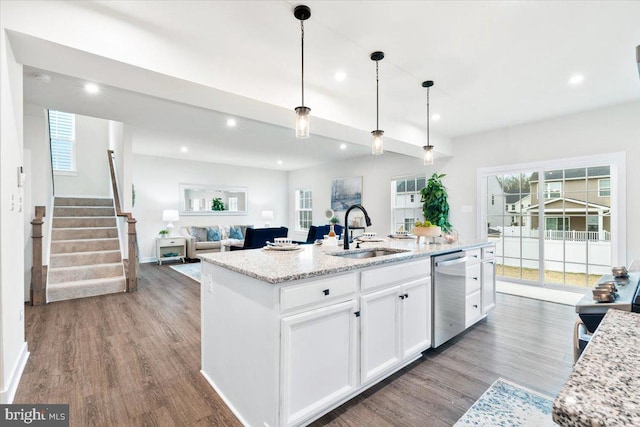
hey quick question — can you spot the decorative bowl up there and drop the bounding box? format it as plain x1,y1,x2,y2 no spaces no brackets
412,226,441,238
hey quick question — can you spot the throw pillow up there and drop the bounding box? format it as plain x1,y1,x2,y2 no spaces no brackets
229,226,244,240
189,226,208,242
207,227,221,242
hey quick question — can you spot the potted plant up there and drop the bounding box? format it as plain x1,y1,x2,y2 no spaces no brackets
159,229,169,237
414,173,452,241
211,198,225,211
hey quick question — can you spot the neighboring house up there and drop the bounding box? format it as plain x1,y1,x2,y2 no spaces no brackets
505,194,532,226
487,175,508,229
525,166,611,240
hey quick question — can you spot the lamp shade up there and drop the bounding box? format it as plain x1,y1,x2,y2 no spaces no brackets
162,209,179,222
261,210,274,220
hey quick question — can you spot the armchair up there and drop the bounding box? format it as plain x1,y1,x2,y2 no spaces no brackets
229,226,289,250
296,224,344,244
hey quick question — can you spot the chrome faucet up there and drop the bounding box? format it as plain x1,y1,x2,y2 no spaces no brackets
344,204,372,250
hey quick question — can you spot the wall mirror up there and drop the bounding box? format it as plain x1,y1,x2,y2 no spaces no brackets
179,183,248,216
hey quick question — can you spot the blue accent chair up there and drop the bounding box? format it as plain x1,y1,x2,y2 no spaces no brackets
230,227,289,250
297,224,344,244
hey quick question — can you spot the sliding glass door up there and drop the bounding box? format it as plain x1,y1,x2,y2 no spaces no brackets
480,155,624,289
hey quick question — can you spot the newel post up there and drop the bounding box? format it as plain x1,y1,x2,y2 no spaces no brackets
127,216,138,292
31,206,46,306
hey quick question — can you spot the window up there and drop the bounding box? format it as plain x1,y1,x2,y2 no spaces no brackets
543,182,561,198
545,217,569,231
228,197,238,211
48,110,75,173
598,179,611,197
295,189,312,231
391,175,425,233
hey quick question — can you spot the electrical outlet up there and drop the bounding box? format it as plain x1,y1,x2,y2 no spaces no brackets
10,194,15,211
204,275,214,293
461,205,473,213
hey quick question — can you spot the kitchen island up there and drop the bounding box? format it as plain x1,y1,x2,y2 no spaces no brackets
199,239,494,427
553,309,640,426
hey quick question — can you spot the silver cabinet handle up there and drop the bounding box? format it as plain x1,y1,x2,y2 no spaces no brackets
435,256,468,267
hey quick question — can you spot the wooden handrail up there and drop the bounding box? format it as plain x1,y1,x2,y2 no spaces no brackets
107,149,138,292
31,206,46,306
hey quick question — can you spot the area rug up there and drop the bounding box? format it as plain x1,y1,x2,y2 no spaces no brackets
454,378,556,427
496,281,584,306
169,262,201,282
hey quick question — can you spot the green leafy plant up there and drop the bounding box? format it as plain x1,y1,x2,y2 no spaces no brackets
420,173,452,232
329,216,340,224
159,229,169,236
211,198,225,211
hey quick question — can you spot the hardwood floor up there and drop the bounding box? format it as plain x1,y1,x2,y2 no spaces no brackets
15,263,576,426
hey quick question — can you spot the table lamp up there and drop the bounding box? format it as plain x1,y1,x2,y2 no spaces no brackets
162,209,179,236
261,210,274,227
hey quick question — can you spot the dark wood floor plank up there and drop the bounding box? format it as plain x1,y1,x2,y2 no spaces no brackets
15,263,576,426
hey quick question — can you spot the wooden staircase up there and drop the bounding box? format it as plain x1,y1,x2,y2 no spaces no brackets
47,197,126,302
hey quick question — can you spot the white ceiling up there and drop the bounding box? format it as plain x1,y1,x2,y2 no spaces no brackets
13,1,640,169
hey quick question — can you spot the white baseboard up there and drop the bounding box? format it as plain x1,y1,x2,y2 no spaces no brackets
0,343,29,404
200,370,250,427
139,257,157,264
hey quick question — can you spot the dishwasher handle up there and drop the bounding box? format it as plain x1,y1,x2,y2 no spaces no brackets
435,256,468,267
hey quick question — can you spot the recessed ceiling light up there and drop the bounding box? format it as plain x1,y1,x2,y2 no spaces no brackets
568,74,584,85
334,71,347,82
226,118,237,127
431,114,441,121
84,82,100,94
33,72,51,83
339,143,347,150
277,160,283,165
181,146,188,153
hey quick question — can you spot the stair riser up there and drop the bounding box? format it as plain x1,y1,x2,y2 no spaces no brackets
52,217,117,228
55,198,114,207
52,228,118,240
54,207,115,217
50,251,122,268
48,278,126,302
51,239,120,254
48,264,124,284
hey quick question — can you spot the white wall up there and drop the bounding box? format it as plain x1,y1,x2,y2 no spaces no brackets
54,113,111,197
441,100,640,266
287,152,431,242
0,27,28,404
132,154,288,262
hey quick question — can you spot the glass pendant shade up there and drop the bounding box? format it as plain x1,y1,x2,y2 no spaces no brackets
423,145,434,165
371,130,384,155
295,106,311,139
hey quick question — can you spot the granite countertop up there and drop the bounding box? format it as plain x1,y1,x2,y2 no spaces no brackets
199,238,490,284
553,309,640,426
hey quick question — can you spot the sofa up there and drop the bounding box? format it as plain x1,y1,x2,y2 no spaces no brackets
181,224,253,258
229,227,288,251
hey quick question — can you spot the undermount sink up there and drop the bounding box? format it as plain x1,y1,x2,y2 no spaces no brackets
329,248,410,259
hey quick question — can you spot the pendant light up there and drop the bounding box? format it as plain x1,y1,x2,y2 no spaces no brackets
422,80,434,165
294,5,311,139
370,51,385,155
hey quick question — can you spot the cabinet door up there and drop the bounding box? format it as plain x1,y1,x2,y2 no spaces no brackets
482,259,496,314
401,277,431,358
360,286,401,384
281,300,357,427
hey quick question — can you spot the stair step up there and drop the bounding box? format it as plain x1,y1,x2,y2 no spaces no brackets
48,276,126,303
50,250,122,268
51,238,120,254
54,206,116,217
53,217,117,228
52,227,118,241
54,197,114,207
48,262,125,284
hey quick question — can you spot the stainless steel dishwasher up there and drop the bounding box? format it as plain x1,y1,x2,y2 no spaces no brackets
432,251,468,347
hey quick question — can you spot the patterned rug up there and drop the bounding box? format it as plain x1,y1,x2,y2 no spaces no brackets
169,262,201,282
454,378,557,426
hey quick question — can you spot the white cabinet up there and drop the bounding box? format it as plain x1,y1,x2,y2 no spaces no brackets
281,300,358,427
482,259,496,313
156,236,186,265
360,276,431,384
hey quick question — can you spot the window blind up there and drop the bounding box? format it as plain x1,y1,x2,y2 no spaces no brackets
49,110,75,171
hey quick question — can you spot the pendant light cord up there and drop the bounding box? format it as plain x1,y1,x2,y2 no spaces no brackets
375,60,379,130
426,86,430,147
301,20,305,106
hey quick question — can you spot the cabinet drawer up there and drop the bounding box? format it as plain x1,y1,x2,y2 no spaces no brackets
482,246,496,260
281,273,357,312
465,263,481,294
361,260,430,292
466,249,482,265
158,237,185,246
465,290,483,328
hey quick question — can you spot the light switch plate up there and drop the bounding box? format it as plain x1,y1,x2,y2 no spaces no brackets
461,205,473,213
